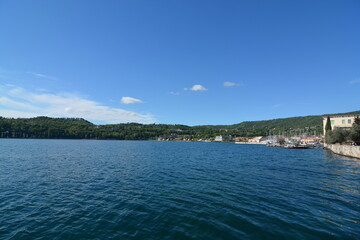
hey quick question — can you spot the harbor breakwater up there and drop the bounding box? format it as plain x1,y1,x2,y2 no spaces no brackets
324,143,360,159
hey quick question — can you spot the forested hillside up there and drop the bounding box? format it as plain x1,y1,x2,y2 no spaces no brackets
1,111,359,140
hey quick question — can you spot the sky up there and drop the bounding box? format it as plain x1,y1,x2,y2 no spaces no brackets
0,0,359,125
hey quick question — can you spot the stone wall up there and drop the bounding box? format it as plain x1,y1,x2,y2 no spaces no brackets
324,144,360,159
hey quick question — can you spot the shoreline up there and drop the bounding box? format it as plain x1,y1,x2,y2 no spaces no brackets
235,142,267,145
324,144,360,159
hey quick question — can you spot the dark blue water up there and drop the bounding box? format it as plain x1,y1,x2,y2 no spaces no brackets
0,139,359,240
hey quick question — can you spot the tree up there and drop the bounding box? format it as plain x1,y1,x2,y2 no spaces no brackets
278,138,285,145
325,131,333,144
350,117,360,145
325,116,332,133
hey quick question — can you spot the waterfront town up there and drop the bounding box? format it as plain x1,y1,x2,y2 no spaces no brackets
156,113,360,158
157,113,360,151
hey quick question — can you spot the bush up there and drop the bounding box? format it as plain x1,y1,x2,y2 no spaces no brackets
325,128,350,144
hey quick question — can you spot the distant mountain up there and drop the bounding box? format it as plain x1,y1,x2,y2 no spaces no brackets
1,111,359,139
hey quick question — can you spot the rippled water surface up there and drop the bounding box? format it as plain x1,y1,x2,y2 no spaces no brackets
0,139,359,240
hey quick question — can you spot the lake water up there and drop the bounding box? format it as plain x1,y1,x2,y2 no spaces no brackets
0,139,359,240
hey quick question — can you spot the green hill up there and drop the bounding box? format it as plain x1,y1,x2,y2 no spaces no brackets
1,110,359,140
229,115,323,135
190,115,323,137
202,110,360,136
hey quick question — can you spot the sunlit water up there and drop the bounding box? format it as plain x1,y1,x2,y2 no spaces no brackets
0,139,359,239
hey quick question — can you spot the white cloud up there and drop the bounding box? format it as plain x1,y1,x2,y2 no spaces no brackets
27,71,57,80
0,85,155,124
349,79,360,84
223,81,237,87
186,84,207,91
223,81,244,87
0,109,39,118
168,91,180,95
0,96,39,110
121,96,144,104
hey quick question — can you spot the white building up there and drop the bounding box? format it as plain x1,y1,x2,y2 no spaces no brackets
323,114,360,134
214,135,232,142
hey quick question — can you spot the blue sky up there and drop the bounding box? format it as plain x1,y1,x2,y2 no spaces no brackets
0,0,359,125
